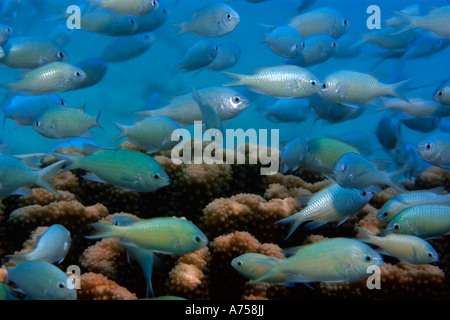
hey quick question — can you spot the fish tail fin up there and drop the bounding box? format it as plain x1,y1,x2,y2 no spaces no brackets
85,222,116,240
385,167,411,193
173,23,188,38
113,121,128,142
388,79,411,102
50,152,80,171
275,213,304,240
390,11,419,36
355,226,376,244
222,71,245,86
35,160,67,196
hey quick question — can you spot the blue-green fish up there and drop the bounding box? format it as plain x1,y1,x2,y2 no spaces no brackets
114,116,181,153
0,36,68,69
377,188,450,223
80,8,138,36
280,135,308,173
356,227,438,264
0,155,66,199
376,97,450,118
416,132,450,170
393,5,450,38
100,33,155,63
258,23,304,59
2,94,66,126
386,205,450,239
206,42,241,71
302,136,361,176
309,95,366,124
53,146,170,192
137,86,249,125
284,33,338,68
290,7,349,39
2,62,86,95
112,216,159,297
263,98,312,123
247,238,383,285
134,4,169,33
76,58,108,89
224,65,321,98
5,261,76,300
87,216,208,254
231,253,285,284
175,39,218,72
333,152,409,192
175,2,240,38
401,35,450,60
0,282,18,300
434,78,450,105
191,87,223,134
32,106,101,139
89,0,159,16
318,70,408,105
276,183,373,239
0,24,12,46
6,224,71,264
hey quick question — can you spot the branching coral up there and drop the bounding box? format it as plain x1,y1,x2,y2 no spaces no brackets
78,272,137,300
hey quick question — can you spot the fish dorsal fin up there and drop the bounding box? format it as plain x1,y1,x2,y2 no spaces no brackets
81,143,102,155
294,194,313,207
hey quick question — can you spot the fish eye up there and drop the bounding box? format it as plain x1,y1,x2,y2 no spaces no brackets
332,42,337,47
74,71,81,77
6,27,11,33
237,261,242,266
301,42,305,48
364,255,372,262
144,34,149,39
427,252,434,258
438,91,443,96
152,0,157,5
57,281,66,289
59,99,65,105
344,19,348,25
361,191,367,197
233,96,241,103
194,235,202,243
34,120,40,127
57,51,64,59
129,19,135,25
393,224,400,230
226,14,232,20
425,143,433,150
382,211,389,217
153,173,161,180
322,83,327,89
341,164,347,172
162,9,167,14
310,80,317,86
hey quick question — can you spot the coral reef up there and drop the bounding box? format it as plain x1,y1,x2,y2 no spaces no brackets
0,144,448,300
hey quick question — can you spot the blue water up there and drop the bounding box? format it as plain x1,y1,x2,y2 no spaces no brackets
0,0,448,158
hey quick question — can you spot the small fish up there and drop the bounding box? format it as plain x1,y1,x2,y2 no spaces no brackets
80,8,138,36
401,35,450,60
32,105,101,139
175,2,240,38
309,95,366,124
319,70,408,105
134,4,169,33
302,136,361,176
90,0,159,16
333,152,409,192
393,5,450,39
263,98,311,123
114,116,181,153
53,146,170,193
333,33,364,59
0,36,68,69
175,39,219,72
0,24,12,46
249,238,383,285
400,116,440,133
100,33,155,63
337,131,374,156
358,27,419,50
284,33,338,68
377,188,450,223
224,65,320,98
231,253,285,284
280,135,308,173
386,205,450,239
112,216,159,297
137,86,249,125
5,261,76,300
375,116,401,150
5,224,71,264
2,61,87,95
384,4,424,28
276,183,373,239
0,155,66,199
2,94,66,126
290,7,349,39
356,227,438,264
76,58,108,89
416,132,450,170
376,97,450,118
87,216,208,254
297,0,317,12
434,78,450,105
206,42,241,71
258,24,304,58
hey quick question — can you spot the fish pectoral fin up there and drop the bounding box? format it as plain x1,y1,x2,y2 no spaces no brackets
82,172,107,184
336,215,351,227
